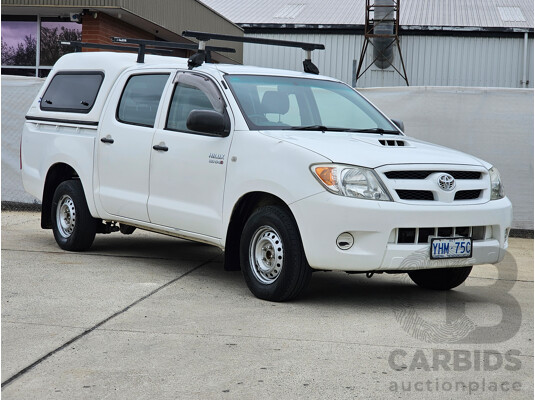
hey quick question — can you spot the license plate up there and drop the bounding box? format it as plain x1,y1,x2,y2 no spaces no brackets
430,237,472,259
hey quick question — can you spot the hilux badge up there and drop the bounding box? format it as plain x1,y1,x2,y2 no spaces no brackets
437,173,455,191
209,153,225,165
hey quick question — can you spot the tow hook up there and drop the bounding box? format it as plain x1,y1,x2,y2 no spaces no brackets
366,272,374,278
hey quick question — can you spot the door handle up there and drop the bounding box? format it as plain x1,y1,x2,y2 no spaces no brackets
153,144,169,152
100,136,114,144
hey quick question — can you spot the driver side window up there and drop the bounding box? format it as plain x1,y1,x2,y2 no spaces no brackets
166,72,226,133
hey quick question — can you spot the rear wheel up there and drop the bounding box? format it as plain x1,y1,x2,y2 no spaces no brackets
51,180,97,251
408,266,472,290
240,206,311,302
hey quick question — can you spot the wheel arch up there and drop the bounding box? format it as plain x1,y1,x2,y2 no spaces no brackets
41,163,84,229
223,191,299,271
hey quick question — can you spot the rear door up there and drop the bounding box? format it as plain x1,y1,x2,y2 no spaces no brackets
148,71,232,238
97,71,171,221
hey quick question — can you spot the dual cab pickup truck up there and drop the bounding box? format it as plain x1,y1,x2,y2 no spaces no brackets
22,48,512,301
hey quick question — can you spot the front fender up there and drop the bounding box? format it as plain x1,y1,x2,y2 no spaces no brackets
221,130,328,244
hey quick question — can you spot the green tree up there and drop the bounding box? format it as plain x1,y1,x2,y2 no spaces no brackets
1,38,15,65
1,26,81,67
12,35,36,66
40,26,81,66
1,35,36,66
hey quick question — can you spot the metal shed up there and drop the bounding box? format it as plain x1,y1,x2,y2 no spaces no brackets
202,0,534,88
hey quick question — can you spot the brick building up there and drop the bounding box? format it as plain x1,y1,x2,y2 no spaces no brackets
1,0,243,77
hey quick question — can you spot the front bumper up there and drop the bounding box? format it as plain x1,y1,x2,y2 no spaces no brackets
290,193,513,272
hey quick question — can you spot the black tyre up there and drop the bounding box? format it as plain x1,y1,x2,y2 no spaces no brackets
240,206,311,302
51,180,97,251
408,266,472,290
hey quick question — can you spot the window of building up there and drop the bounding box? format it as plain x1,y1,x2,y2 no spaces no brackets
40,19,82,66
40,72,104,113
1,15,81,77
117,74,170,127
1,18,37,67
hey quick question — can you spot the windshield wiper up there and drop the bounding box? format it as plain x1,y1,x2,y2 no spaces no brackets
344,128,400,134
289,125,345,132
289,125,400,134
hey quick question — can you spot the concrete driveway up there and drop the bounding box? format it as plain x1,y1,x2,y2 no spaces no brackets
2,211,533,399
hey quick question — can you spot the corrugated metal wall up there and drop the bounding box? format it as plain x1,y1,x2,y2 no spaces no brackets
243,33,534,88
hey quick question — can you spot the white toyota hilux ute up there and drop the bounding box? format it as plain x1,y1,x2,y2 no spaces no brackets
21,50,513,301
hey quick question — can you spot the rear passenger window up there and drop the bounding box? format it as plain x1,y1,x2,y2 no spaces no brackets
116,74,169,127
40,72,104,113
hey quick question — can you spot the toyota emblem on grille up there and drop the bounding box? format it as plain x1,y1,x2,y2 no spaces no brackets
437,174,456,191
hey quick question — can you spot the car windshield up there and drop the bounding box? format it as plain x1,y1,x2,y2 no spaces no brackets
225,75,398,133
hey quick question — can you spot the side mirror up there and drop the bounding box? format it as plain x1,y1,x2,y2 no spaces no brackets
186,109,229,136
391,119,404,132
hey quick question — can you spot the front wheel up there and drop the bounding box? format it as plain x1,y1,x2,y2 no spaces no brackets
240,206,311,302
51,180,97,251
408,266,472,290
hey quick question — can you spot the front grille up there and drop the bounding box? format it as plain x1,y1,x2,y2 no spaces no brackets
396,190,434,201
380,165,487,203
395,226,487,244
385,170,482,180
454,190,482,200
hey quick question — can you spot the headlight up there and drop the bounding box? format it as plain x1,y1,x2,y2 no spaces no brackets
489,166,505,200
311,164,391,201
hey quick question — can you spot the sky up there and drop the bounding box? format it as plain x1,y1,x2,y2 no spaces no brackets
2,21,36,47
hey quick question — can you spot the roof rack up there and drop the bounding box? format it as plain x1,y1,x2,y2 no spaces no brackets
182,30,325,74
110,37,236,63
60,41,173,57
61,34,324,74
61,38,236,64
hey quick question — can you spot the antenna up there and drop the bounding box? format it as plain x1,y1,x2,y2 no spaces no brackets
182,30,325,73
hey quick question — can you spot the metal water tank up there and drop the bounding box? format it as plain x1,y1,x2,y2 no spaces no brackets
372,0,395,69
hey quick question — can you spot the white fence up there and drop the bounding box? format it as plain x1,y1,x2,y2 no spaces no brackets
360,86,534,230
1,76,44,205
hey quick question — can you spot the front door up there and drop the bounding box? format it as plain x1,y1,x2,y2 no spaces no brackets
148,71,232,238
